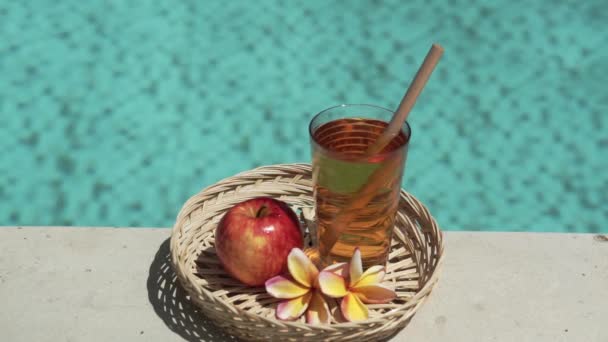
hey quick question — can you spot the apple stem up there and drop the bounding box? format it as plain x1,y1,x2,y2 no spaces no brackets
256,205,268,218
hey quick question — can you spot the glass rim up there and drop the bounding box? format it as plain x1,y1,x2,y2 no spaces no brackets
309,103,412,159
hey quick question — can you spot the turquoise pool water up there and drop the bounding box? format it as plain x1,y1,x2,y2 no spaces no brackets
1,1,606,232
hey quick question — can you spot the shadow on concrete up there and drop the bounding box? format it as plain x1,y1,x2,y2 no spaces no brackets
147,238,239,342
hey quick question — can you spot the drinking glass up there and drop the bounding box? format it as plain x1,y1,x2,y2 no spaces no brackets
309,104,411,267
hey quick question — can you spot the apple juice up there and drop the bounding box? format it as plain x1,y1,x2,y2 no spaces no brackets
310,117,409,268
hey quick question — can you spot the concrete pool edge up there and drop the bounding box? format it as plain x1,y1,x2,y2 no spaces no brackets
0,227,605,341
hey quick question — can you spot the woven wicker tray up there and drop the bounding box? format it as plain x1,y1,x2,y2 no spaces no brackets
170,163,443,341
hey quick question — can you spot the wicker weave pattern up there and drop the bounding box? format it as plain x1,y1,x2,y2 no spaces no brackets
170,163,443,341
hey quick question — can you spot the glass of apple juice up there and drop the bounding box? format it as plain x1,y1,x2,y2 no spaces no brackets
309,104,411,268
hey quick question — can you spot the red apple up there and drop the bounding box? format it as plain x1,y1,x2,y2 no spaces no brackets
215,197,303,286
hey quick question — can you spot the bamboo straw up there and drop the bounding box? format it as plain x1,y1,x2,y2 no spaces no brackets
324,43,444,254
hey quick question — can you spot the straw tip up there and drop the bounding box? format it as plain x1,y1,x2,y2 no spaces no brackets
432,43,444,52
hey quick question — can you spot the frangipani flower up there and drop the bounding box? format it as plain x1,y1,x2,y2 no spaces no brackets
265,248,330,324
318,248,396,322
